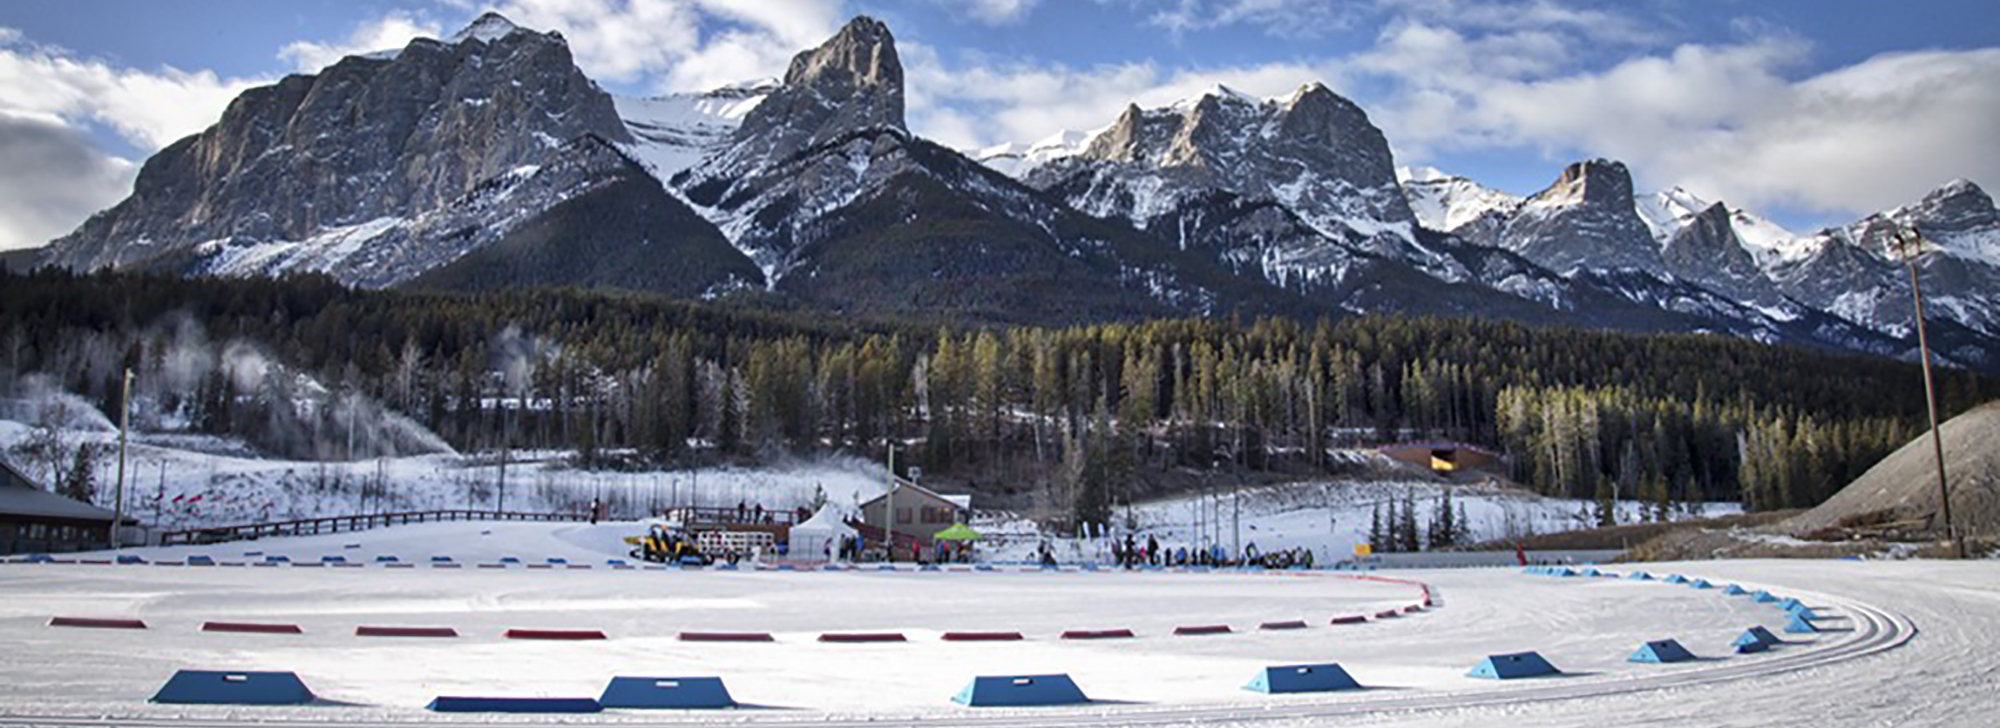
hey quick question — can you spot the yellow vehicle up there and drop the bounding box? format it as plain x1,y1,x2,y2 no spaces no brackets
628,521,711,565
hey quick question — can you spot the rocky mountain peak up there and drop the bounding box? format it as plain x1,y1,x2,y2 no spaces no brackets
783,16,900,96
1534,158,1634,208
450,12,528,44
719,15,904,170
1900,178,1997,235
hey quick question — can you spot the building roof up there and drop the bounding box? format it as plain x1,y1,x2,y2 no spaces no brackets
860,477,973,511
0,458,119,523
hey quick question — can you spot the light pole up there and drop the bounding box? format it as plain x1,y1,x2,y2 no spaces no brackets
885,442,896,563
1895,226,1963,559
113,368,132,547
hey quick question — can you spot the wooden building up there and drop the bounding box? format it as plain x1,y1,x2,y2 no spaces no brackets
858,477,972,558
0,458,120,555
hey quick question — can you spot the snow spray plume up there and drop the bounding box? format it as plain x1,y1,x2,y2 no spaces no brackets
219,340,455,460
2,373,116,432
490,325,544,396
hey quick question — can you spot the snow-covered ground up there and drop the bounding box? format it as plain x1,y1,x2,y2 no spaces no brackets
3,411,1735,561
979,480,1739,566
0,519,1980,726
0,417,894,531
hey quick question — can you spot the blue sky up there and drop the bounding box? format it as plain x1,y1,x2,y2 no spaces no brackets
1,0,1997,250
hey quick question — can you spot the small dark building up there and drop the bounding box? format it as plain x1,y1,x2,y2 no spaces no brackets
1378,441,1504,475
1,458,120,555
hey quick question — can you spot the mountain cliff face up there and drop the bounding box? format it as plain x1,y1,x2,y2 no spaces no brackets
42,13,631,276
1772,180,2000,343
1661,203,1772,305
1458,160,1662,273
667,17,1311,323
1019,84,1452,280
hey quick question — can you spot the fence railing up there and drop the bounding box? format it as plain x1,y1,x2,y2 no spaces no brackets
158,510,589,546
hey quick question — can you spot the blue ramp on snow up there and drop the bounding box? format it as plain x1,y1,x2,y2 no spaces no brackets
598,676,734,709
1752,590,1780,603
1788,606,1822,621
1688,579,1714,589
1629,639,1696,664
1466,652,1560,680
151,670,314,705
1626,571,1653,581
1785,615,1820,634
1663,574,1688,584
953,674,1089,706
1722,584,1748,595
427,697,601,713
1734,626,1781,653
1245,664,1361,694
1775,597,1804,611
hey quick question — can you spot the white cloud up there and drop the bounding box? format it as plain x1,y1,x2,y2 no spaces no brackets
1348,15,2000,214
902,41,1324,151
0,113,136,250
950,0,1041,26
0,36,259,151
483,0,841,92
277,11,444,73
1145,0,1366,40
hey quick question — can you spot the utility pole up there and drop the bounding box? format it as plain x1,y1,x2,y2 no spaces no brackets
1897,226,1963,559
885,442,897,563
113,368,132,547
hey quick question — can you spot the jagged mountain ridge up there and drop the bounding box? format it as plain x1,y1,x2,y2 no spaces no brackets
33,13,760,297
24,11,2000,370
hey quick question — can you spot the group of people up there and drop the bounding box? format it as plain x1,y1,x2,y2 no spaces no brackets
1110,534,1316,569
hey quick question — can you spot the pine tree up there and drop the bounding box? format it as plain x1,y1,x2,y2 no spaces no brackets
61,444,96,503
1369,501,1384,552
1399,490,1420,552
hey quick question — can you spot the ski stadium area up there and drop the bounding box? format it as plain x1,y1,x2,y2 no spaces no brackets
1,520,1993,727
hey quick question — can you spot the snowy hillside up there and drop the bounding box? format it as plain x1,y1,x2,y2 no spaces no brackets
614,81,774,181
0,416,891,532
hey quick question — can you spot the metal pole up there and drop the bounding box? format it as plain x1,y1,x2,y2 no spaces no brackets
886,442,896,563
113,368,132,547
1900,227,1962,559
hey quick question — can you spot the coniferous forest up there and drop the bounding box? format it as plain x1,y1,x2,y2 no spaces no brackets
3,268,1993,526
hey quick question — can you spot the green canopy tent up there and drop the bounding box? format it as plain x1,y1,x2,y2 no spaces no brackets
932,523,982,541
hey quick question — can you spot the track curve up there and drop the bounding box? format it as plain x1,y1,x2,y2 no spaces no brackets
0,570,1914,728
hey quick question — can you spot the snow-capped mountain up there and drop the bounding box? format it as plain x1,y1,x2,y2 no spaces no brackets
23,11,2000,369
615,81,775,181
1449,159,1663,274
41,14,633,277
971,130,1094,178
1399,166,1522,234
1770,180,2000,344
1017,84,1460,281
666,16,1311,321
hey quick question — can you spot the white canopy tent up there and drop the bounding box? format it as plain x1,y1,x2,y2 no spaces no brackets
787,505,858,562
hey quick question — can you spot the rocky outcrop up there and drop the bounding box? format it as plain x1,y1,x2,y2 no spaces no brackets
42,13,629,274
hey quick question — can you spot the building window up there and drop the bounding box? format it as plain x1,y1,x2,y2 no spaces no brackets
897,507,912,524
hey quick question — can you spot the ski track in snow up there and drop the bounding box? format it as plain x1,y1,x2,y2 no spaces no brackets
0,519,1981,727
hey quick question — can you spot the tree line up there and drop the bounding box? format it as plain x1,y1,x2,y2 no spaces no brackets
2,268,1994,528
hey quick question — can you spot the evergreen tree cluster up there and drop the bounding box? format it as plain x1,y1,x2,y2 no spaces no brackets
2,268,1994,518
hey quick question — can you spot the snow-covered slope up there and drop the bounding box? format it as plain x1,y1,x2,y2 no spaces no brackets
971,129,1094,178
1399,166,1522,233
614,81,774,182
1635,186,1804,266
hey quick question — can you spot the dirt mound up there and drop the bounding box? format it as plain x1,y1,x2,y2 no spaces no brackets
1785,399,2000,542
